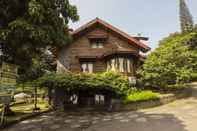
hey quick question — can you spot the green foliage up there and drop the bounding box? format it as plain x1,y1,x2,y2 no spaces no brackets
18,51,56,83
0,0,79,81
36,71,133,97
124,91,160,104
138,32,197,89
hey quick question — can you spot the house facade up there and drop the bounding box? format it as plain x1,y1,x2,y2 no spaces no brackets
56,18,151,77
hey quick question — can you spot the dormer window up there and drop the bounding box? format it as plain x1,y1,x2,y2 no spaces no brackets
90,39,104,48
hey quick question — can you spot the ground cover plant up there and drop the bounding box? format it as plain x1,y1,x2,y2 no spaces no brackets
124,91,160,104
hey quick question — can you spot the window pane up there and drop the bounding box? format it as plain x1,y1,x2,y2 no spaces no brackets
98,43,103,48
127,59,131,73
107,57,134,73
91,40,104,48
119,58,124,72
130,59,134,75
123,59,127,72
88,63,93,73
107,61,110,71
81,63,87,73
111,59,116,71
91,43,97,48
81,62,93,73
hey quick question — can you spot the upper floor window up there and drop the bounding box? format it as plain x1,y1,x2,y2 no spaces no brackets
81,62,94,73
90,39,104,49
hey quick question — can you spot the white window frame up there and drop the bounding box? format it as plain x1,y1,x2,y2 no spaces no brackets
91,40,104,48
81,62,94,73
107,57,133,73
119,58,124,73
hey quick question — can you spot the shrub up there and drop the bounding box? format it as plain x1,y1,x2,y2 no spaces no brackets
138,32,197,89
124,91,160,104
35,71,133,98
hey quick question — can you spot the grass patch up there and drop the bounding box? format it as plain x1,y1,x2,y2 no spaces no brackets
124,91,160,104
0,100,49,126
0,99,49,113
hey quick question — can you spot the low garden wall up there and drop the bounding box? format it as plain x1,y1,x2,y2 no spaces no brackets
63,87,193,112
112,87,192,112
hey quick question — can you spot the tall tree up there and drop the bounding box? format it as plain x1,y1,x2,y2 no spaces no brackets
138,32,197,89
179,0,194,33
0,0,79,74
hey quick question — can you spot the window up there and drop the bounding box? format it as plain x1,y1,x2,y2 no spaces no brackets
91,39,104,48
107,57,133,73
81,62,94,73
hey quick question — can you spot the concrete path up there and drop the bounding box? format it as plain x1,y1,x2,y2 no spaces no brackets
3,83,197,131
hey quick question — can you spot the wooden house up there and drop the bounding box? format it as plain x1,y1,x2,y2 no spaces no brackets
56,18,150,78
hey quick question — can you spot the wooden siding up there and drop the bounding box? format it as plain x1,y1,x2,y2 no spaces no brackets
57,26,140,76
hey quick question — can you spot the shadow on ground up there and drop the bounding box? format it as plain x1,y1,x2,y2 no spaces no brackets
5,82,197,131
86,111,188,131
3,110,189,131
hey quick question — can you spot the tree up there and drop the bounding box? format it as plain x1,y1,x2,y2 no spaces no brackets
0,0,79,114
138,32,197,89
0,0,79,78
18,49,56,83
179,0,194,33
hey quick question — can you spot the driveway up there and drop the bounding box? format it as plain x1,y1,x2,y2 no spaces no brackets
3,84,197,131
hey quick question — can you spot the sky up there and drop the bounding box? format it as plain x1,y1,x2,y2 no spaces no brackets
69,0,197,49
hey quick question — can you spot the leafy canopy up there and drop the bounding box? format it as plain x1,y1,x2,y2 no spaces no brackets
0,0,79,67
36,71,133,97
138,32,197,89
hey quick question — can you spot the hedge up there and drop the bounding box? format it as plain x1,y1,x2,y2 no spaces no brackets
35,71,135,97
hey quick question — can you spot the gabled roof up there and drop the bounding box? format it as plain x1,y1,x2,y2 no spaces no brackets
71,18,151,52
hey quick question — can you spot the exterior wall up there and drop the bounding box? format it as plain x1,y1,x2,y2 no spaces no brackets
57,27,140,75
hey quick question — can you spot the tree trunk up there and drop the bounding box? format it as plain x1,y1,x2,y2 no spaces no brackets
4,104,14,116
52,88,66,110
48,87,52,106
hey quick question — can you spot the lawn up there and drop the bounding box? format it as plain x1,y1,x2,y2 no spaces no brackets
0,100,50,126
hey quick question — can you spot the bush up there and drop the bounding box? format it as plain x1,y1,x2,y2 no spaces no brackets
36,71,134,98
124,91,160,104
138,32,197,89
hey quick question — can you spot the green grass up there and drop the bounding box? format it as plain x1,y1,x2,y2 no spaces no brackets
124,91,160,104
0,100,49,125
10,101,49,113
0,99,49,112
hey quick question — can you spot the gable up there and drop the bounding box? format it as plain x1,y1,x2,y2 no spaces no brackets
71,18,151,53
85,27,138,51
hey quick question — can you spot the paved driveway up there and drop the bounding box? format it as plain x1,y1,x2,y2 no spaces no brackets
3,85,197,131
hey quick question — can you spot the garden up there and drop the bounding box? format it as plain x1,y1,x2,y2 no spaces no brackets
34,32,197,111
1,31,197,127
1,0,197,129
